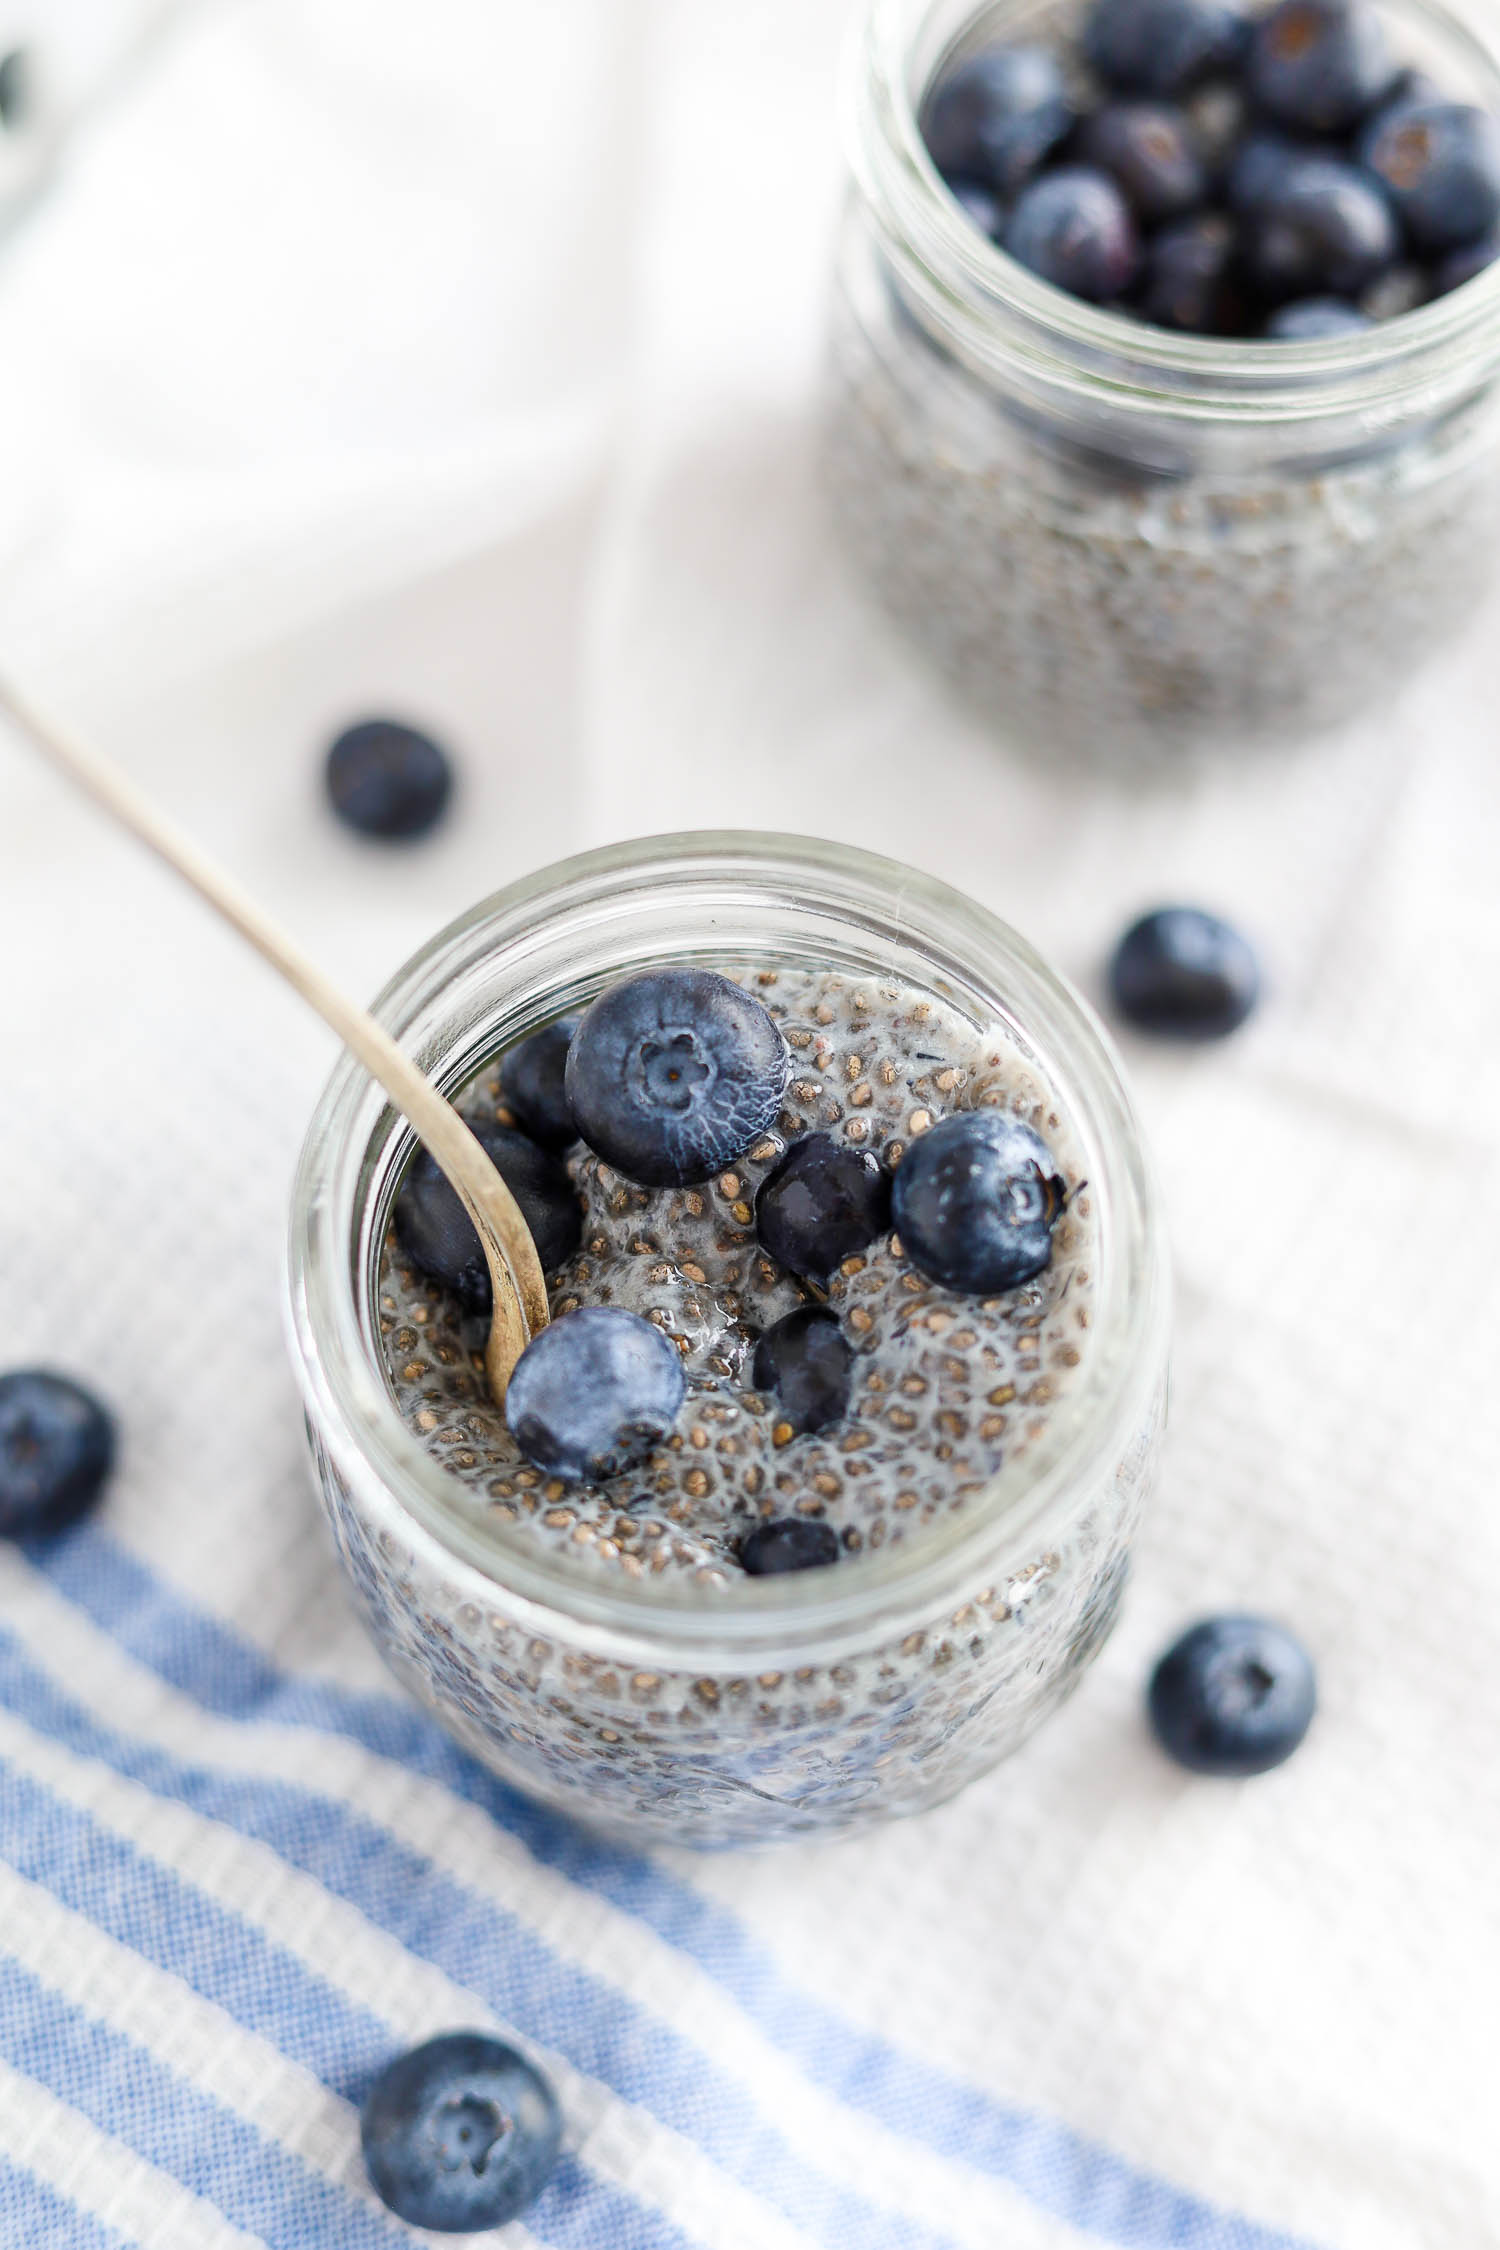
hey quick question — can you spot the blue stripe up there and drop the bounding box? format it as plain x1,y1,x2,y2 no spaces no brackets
0,1951,412,2250
0,1760,690,2250
0,1625,953,2250
21,1527,1324,2250
0,2152,132,2250
1,1927,659,2250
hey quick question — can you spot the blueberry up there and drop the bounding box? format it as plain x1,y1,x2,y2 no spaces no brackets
395,1122,581,1312
1357,262,1428,319
505,1307,684,1481
739,1518,841,1575
1360,101,1500,252
1227,129,1305,215
1433,229,1500,293
1366,64,1442,129
1264,294,1373,336
1004,168,1140,302
1183,81,1250,181
1148,1615,1316,1775
565,970,788,1188
1085,0,1247,99
1076,103,1208,224
922,46,1074,196
498,1019,579,1154
324,719,453,841
892,1112,1064,1296
1249,0,1395,134
755,1131,891,1280
753,1309,853,1435
0,1371,115,1538
361,2031,561,2232
1138,211,1244,332
947,175,1005,240
1243,155,1398,301
1108,906,1259,1038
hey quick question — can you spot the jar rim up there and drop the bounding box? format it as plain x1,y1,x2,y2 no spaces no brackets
848,0,1500,424
284,833,1169,1665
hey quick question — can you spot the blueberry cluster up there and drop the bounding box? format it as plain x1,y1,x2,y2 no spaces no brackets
923,0,1500,336
392,966,1070,1577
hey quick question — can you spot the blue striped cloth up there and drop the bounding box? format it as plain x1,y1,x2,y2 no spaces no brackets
7,641,1478,2250
8,0,1494,2207
10,608,1492,2246
1,1524,1317,2250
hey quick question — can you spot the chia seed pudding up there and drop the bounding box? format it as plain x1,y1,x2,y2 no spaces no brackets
287,837,1168,1848
377,968,1093,1582
824,0,1500,759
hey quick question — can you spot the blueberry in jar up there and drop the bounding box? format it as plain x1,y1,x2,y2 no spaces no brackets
498,1018,580,1153
1076,102,1209,224
395,1122,581,1311
1227,128,1310,215
324,719,453,842
739,1518,841,1575
1148,1615,1316,1775
1183,81,1251,180
1360,100,1500,251
1242,154,1398,301
1249,0,1395,134
0,1371,116,1538
1138,211,1245,331
923,45,1074,195
755,1131,891,1280
1085,0,1248,99
753,1308,854,1435
504,1307,685,1481
1004,167,1140,300
1264,294,1373,335
1364,63,1443,129
1358,261,1429,317
892,1112,1065,1296
1108,907,1260,1038
948,175,1005,238
361,2031,561,2231
1433,229,1500,291
565,969,789,1188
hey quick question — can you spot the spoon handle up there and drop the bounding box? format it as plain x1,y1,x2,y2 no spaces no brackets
0,673,548,1399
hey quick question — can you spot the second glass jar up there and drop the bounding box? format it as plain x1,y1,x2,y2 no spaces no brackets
824,0,1500,759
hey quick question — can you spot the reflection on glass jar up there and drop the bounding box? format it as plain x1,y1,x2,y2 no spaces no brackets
286,835,1169,1848
824,0,1500,759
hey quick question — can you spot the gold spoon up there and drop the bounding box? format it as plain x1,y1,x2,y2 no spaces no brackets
0,674,549,1404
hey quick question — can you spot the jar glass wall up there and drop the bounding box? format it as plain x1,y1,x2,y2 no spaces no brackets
823,0,1500,759
285,835,1169,1848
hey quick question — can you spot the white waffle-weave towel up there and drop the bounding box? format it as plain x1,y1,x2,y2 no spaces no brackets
1,3,1497,2246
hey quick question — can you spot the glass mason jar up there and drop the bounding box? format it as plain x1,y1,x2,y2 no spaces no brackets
823,0,1500,760
285,834,1169,1849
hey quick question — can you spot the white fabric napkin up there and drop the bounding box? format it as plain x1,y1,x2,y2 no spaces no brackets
2,2,1498,2246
